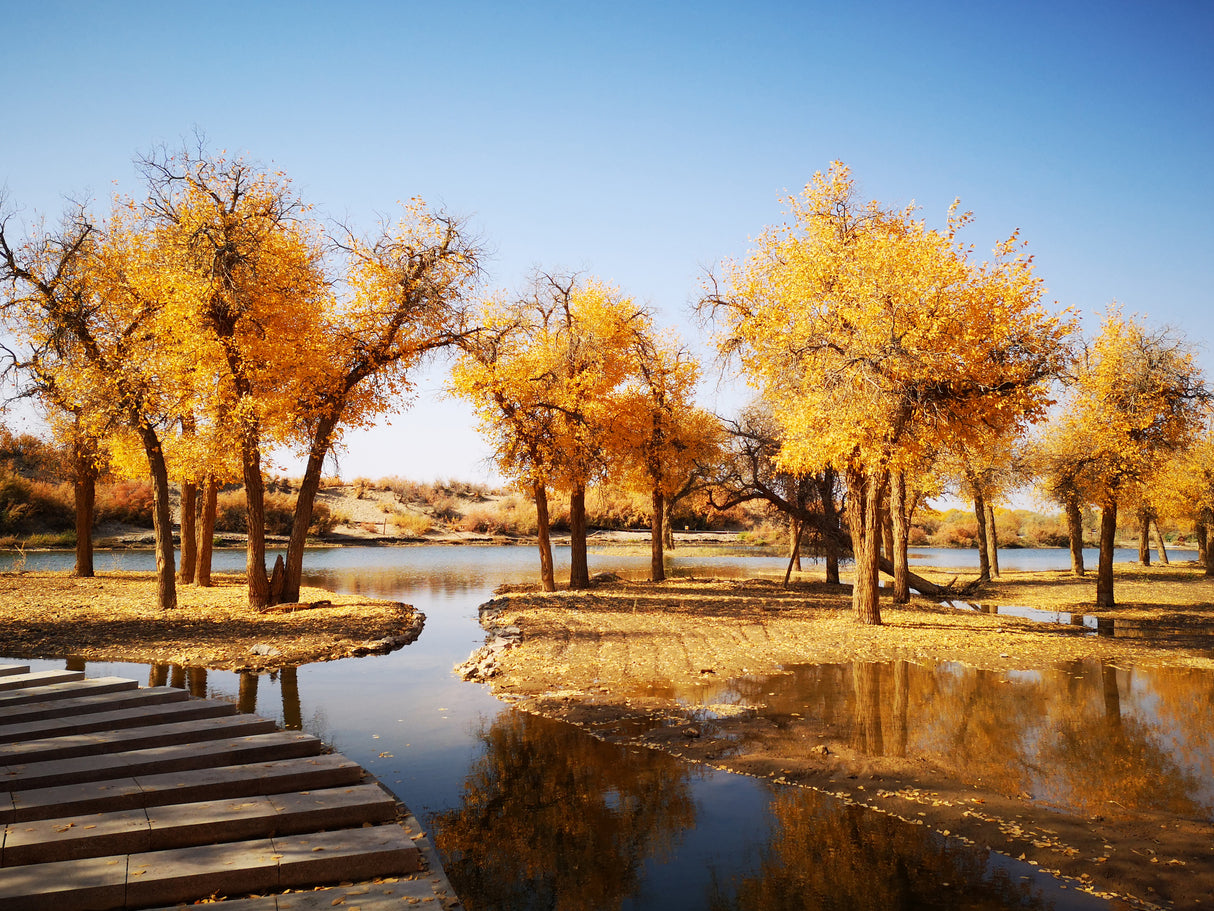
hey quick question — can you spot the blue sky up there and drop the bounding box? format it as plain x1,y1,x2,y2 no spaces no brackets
3,0,1211,483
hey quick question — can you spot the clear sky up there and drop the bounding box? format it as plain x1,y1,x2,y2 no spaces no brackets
3,0,1211,484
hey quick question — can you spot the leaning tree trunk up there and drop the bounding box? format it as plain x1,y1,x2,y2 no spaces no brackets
1096,498,1118,608
1137,510,1151,566
818,469,840,584
179,481,197,584
72,438,97,578
1153,519,1170,565
283,412,340,603
788,517,802,572
1066,495,1085,577
986,503,1000,578
783,519,805,589
891,470,910,604
650,487,665,582
138,425,177,610
569,484,590,590
196,476,218,586
533,480,555,592
846,465,884,625
973,488,991,583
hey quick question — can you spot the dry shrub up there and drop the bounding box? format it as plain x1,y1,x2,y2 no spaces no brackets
96,479,154,527
458,496,538,536
0,474,74,532
391,511,433,536
214,489,333,537
428,493,461,523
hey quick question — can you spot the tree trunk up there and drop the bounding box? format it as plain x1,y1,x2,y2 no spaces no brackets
1153,519,1170,565
179,481,197,584
569,484,590,590
196,476,218,587
663,502,675,551
891,470,910,603
881,502,894,564
1096,498,1117,608
1138,510,1151,566
283,412,340,603
241,433,270,609
1202,512,1214,578
72,438,96,578
788,517,802,571
650,487,665,582
281,666,302,730
783,519,805,589
851,662,884,754
986,503,1000,578
139,425,177,610
818,469,840,584
973,488,991,583
847,465,883,625
1066,494,1085,577
1196,519,1209,571
533,480,555,592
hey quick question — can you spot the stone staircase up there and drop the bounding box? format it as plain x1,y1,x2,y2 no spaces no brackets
0,664,455,910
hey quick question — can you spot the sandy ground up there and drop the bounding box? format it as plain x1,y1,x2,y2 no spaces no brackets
0,571,423,670
474,566,1214,911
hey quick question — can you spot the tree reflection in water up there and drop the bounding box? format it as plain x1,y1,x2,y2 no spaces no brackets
432,710,696,911
708,788,1076,911
727,658,1212,819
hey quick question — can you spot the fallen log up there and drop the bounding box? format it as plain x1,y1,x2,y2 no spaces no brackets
877,556,979,599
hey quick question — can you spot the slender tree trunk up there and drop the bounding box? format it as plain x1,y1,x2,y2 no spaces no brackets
179,481,197,584
1195,518,1209,570
892,659,909,757
783,519,805,589
72,438,96,578
818,469,840,584
1153,519,1170,565
569,484,590,590
241,432,270,609
986,503,1000,578
1066,494,1085,577
533,480,555,592
663,501,675,551
650,487,665,582
139,426,177,610
283,413,340,603
1138,510,1151,566
1096,498,1117,608
788,517,802,571
891,470,910,604
847,465,884,625
197,476,218,587
973,487,991,583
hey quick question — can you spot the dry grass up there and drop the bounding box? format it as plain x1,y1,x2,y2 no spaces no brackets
0,571,421,669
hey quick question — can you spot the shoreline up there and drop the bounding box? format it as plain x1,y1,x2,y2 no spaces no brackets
471,567,1214,909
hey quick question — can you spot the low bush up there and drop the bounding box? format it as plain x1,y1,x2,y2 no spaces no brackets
96,478,155,527
390,511,434,536
0,474,75,532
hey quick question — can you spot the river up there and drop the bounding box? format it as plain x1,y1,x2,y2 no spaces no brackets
1,544,1178,909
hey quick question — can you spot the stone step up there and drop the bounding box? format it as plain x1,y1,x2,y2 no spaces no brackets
0,731,322,793
0,686,190,730
0,825,420,910
6,753,362,823
127,825,421,908
0,676,139,709
0,670,85,692
0,667,30,679
0,694,231,745
2,783,395,866
145,879,443,911
0,712,274,765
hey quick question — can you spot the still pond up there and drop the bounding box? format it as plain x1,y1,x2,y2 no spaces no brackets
2,544,1202,910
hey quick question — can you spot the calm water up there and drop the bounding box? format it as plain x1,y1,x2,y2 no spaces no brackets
0,544,1167,909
